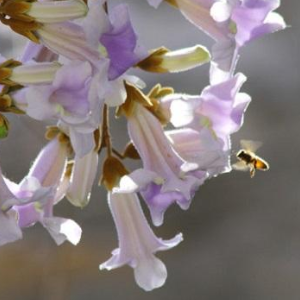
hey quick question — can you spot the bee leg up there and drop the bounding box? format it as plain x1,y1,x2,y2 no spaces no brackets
250,167,255,178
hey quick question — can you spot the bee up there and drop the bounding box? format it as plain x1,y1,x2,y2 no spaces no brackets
232,140,269,178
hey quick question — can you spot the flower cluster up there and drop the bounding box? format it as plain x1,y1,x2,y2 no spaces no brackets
0,0,285,291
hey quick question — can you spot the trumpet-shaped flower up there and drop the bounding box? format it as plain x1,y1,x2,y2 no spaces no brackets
0,168,54,246
166,127,230,177
100,191,183,291
165,73,251,149
158,73,250,176
126,103,207,226
11,137,82,245
13,60,103,157
148,0,286,82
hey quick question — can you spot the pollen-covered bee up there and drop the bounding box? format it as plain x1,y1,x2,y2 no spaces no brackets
232,140,269,178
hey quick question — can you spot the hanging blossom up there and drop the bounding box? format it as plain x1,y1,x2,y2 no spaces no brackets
1,0,149,156
0,0,287,293
0,133,81,246
0,166,51,246
101,191,183,291
0,0,210,156
148,0,286,83
161,73,251,176
100,156,183,291
117,83,208,226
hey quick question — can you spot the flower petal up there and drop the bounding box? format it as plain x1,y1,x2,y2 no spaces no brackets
134,256,167,291
43,217,82,245
0,210,22,246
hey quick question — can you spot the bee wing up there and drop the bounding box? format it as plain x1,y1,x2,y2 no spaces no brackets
240,140,263,152
232,161,249,172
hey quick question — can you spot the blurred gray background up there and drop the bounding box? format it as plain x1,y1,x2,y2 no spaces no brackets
0,1,299,299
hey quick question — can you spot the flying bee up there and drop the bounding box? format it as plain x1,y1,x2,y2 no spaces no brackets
232,140,269,178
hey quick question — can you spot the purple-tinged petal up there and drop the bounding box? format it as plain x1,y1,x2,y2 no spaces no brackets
200,73,251,136
28,137,68,186
210,39,239,84
232,0,286,46
0,210,22,246
168,73,251,140
167,128,230,177
244,12,286,44
101,4,147,80
52,61,92,115
83,0,110,49
17,203,41,228
0,168,20,210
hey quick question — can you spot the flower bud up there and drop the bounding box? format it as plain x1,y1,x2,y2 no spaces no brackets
28,0,88,24
101,156,128,191
137,45,210,73
67,150,98,208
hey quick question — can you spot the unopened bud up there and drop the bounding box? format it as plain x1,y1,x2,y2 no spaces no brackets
67,150,98,208
117,82,152,118
123,143,140,160
101,156,128,191
28,0,88,24
137,45,210,73
10,62,61,85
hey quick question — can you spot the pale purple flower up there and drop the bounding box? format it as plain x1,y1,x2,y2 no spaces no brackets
100,191,183,291
158,73,250,177
166,73,251,150
127,104,207,226
11,0,147,159
12,137,82,245
0,170,55,247
148,0,286,82
14,61,102,157
210,0,286,82
166,127,230,177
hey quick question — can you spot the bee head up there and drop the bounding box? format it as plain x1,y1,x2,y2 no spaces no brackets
236,150,246,158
